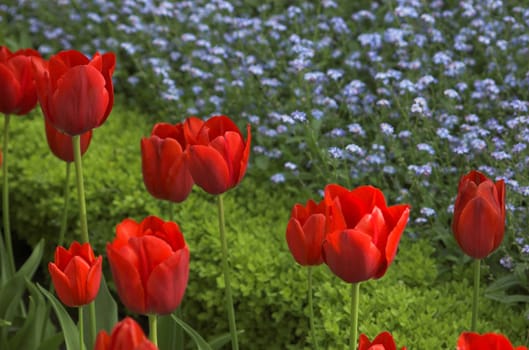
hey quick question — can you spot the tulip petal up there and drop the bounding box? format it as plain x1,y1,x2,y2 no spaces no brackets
63,256,91,306
107,243,146,314
455,196,504,259
86,256,102,304
457,332,516,350
49,262,75,307
146,247,189,315
380,206,410,278
286,214,326,266
323,229,382,283
50,65,109,135
188,144,230,194
0,65,21,114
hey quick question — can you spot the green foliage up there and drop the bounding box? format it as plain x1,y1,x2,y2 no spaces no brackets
5,107,528,348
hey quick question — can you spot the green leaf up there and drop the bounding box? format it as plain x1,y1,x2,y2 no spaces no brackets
0,236,11,285
0,239,45,321
8,281,50,350
96,278,118,332
17,239,44,280
158,313,178,350
170,314,212,350
208,330,245,350
82,277,118,349
37,284,80,350
37,333,64,350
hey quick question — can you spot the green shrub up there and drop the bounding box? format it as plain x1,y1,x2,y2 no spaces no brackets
4,106,527,348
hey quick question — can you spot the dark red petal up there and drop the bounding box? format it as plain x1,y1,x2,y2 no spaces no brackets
0,64,21,114
188,144,230,194
382,206,410,277
370,331,398,350
455,197,504,259
323,229,382,283
50,65,109,135
63,256,91,306
106,243,146,314
86,256,103,304
49,262,75,307
146,246,189,314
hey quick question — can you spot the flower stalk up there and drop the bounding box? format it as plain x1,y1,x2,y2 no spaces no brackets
217,194,239,350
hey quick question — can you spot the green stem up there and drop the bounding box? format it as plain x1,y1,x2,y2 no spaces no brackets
73,136,95,343
472,259,481,331
72,135,88,243
308,267,319,350
58,162,71,247
167,202,185,350
350,283,360,350
89,302,96,346
79,306,85,350
149,314,158,346
2,114,15,275
217,194,239,350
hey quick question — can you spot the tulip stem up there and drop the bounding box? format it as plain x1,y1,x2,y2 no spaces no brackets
58,162,71,246
73,135,89,244
73,136,96,343
472,259,481,331
149,314,158,346
2,114,15,276
308,267,319,350
350,283,360,350
78,307,85,350
168,202,185,350
217,194,239,350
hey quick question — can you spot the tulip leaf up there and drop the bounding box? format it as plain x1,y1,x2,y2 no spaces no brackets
36,333,64,350
170,314,213,350
82,277,118,349
8,280,49,350
158,313,178,350
0,236,11,285
16,239,44,280
208,330,245,350
0,240,45,321
37,284,80,350
95,277,118,332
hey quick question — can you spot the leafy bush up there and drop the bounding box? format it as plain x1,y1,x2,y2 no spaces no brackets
4,108,527,348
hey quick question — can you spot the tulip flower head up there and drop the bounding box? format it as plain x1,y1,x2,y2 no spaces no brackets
45,118,92,162
187,115,251,194
286,198,329,266
33,49,115,135
141,118,203,203
358,332,407,350
322,184,410,283
457,332,528,350
107,216,189,315
48,241,102,307
452,170,505,259
0,46,42,115
95,317,158,350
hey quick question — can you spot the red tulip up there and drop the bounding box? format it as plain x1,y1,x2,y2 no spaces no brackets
187,115,251,194
322,184,410,283
286,198,334,266
0,46,42,115
107,216,189,315
45,118,92,162
32,49,115,135
452,170,505,259
358,332,407,350
48,241,102,307
95,317,158,350
457,332,528,350
141,118,203,202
